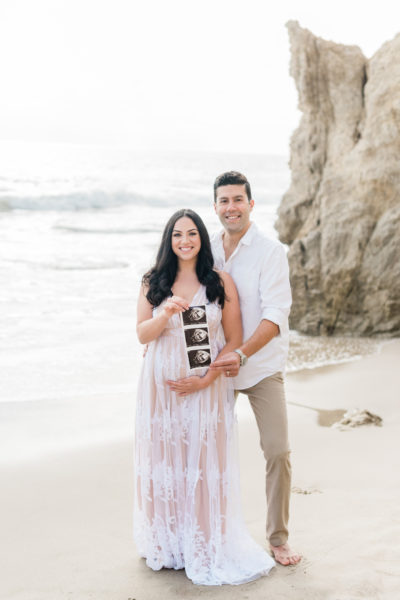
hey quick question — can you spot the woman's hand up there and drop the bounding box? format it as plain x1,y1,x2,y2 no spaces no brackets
162,296,190,319
166,375,206,396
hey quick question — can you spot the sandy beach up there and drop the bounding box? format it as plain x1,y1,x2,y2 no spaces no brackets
1,339,399,600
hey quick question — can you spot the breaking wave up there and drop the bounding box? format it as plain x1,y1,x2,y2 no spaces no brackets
0,189,206,212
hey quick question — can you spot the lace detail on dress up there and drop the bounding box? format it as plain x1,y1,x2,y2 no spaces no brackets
134,285,275,585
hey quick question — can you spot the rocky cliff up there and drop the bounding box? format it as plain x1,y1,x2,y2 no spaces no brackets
276,21,400,336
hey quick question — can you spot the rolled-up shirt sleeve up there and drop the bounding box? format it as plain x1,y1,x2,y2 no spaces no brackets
259,244,292,332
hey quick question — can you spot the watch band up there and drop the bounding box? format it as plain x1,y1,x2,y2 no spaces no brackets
234,348,248,367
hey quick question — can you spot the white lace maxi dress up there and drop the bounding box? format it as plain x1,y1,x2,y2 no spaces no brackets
134,285,275,585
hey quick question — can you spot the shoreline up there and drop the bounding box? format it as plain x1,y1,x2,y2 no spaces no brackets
1,337,395,467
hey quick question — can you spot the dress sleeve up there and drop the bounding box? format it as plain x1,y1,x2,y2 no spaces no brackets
258,244,292,333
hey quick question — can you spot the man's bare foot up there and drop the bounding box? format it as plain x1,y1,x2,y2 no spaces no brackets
270,542,302,566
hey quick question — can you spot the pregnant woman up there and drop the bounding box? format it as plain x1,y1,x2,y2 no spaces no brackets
134,208,275,585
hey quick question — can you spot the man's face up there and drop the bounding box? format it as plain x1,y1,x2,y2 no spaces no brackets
214,184,254,234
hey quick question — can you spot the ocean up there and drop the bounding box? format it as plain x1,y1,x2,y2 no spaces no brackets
0,140,381,462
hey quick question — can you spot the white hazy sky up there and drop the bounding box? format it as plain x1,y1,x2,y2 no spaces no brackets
0,0,399,154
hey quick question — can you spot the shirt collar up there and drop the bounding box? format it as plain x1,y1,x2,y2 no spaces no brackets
218,221,256,247
240,221,256,245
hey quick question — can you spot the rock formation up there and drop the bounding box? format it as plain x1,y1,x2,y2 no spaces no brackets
276,21,400,336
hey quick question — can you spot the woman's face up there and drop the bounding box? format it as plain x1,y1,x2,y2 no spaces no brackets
171,217,201,262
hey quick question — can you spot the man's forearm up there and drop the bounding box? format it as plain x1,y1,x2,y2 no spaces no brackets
240,319,279,358
209,319,279,375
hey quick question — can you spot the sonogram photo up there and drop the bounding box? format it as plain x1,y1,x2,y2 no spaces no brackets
187,348,211,368
182,306,207,326
184,327,209,347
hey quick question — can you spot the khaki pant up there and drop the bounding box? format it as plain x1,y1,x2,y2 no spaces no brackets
237,372,291,547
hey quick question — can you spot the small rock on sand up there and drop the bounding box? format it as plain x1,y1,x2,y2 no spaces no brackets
332,408,382,431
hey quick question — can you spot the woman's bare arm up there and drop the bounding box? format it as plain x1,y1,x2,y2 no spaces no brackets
136,286,189,344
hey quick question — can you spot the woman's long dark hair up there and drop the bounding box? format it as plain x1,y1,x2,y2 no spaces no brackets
142,209,225,308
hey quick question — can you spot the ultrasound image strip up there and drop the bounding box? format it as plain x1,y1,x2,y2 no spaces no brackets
181,305,212,369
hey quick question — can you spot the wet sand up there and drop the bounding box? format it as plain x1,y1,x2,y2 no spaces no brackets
1,340,399,600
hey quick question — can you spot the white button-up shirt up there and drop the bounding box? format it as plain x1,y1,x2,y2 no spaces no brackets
211,222,292,389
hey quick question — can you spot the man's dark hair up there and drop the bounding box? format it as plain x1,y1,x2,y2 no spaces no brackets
213,171,252,203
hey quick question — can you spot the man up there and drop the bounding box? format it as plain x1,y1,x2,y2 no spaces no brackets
209,171,301,566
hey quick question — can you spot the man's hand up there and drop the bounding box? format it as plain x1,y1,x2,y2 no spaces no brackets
166,376,206,396
209,352,240,377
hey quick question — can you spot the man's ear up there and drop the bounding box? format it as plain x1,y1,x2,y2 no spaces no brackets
249,198,255,210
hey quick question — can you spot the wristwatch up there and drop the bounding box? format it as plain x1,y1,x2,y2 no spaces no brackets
234,348,248,367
